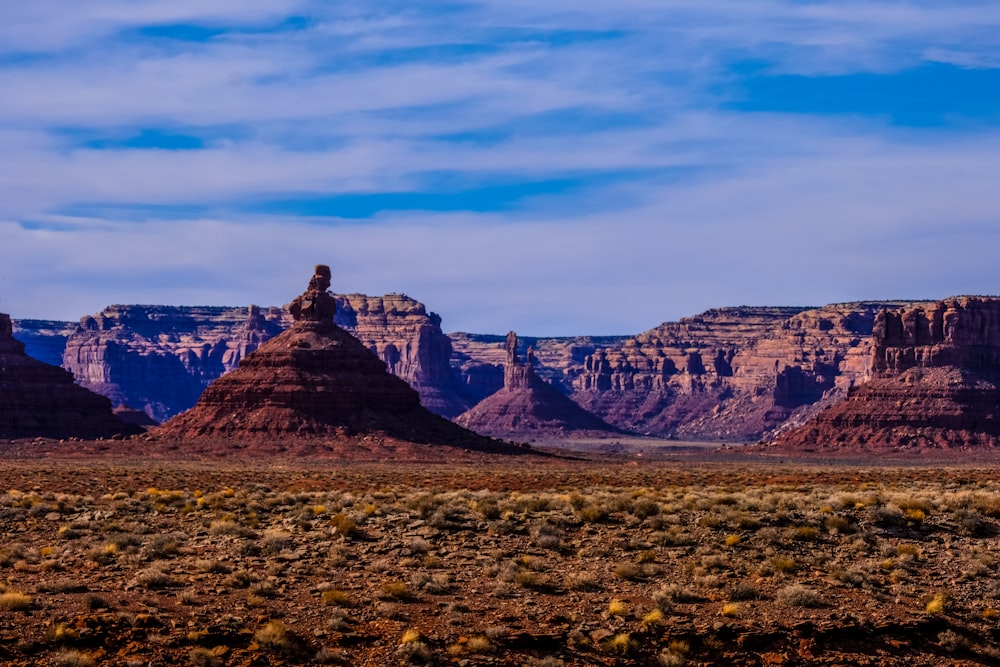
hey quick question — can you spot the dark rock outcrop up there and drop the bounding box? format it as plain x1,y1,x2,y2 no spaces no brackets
155,266,518,454
455,332,621,439
113,405,159,430
0,312,139,440
773,297,1000,452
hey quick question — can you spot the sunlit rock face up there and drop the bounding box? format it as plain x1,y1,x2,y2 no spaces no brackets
573,303,923,440
773,297,1000,452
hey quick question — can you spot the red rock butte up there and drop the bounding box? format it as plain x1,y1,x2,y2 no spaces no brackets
456,331,622,439
772,297,1000,452
154,266,525,454
0,312,139,440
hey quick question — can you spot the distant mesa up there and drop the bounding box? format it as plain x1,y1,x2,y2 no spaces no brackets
771,297,1000,452
571,302,929,441
154,266,524,455
455,331,623,439
0,312,140,441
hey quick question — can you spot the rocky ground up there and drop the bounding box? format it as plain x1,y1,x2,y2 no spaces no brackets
0,453,999,666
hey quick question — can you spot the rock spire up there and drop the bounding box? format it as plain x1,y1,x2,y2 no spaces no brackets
456,331,621,439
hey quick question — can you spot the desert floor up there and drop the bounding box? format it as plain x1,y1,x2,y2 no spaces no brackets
0,448,999,666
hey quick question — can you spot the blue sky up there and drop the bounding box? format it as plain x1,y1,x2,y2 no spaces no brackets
2,1,1000,335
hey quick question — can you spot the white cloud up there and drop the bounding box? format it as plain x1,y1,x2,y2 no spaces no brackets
0,0,305,53
2,1,1000,334
3,124,1000,334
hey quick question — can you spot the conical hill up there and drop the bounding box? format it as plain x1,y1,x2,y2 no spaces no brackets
155,266,524,454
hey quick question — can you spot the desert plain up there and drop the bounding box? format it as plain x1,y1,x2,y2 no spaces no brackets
1,445,999,667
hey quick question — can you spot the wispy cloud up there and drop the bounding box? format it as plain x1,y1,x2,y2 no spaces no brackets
1,1,999,333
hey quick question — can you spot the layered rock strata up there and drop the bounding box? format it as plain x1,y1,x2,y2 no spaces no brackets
773,297,1000,451
53,295,469,422
0,313,139,440
155,266,517,454
342,294,470,417
62,305,285,423
572,303,924,440
455,332,621,439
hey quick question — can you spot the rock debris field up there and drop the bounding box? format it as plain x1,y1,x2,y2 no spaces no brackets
0,456,999,666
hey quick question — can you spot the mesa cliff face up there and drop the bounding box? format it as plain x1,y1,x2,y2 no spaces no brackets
571,303,924,440
774,297,1000,451
62,305,287,423
871,297,1000,375
341,294,470,418
50,294,468,423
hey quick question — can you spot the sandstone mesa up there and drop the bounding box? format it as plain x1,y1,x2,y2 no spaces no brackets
773,297,1000,452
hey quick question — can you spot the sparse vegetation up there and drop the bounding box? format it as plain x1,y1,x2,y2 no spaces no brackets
0,460,996,665
0,591,33,610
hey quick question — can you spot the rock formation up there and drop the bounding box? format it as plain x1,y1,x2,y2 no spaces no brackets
449,332,626,402
342,294,471,417
572,303,925,440
0,312,140,440
59,305,285,423
45,294,470,423
17,296,965,442
455,332,621,439
154,266,516,453
772,297,1000,451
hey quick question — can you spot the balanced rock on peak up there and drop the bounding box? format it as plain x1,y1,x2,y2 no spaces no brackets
154,266,523,454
